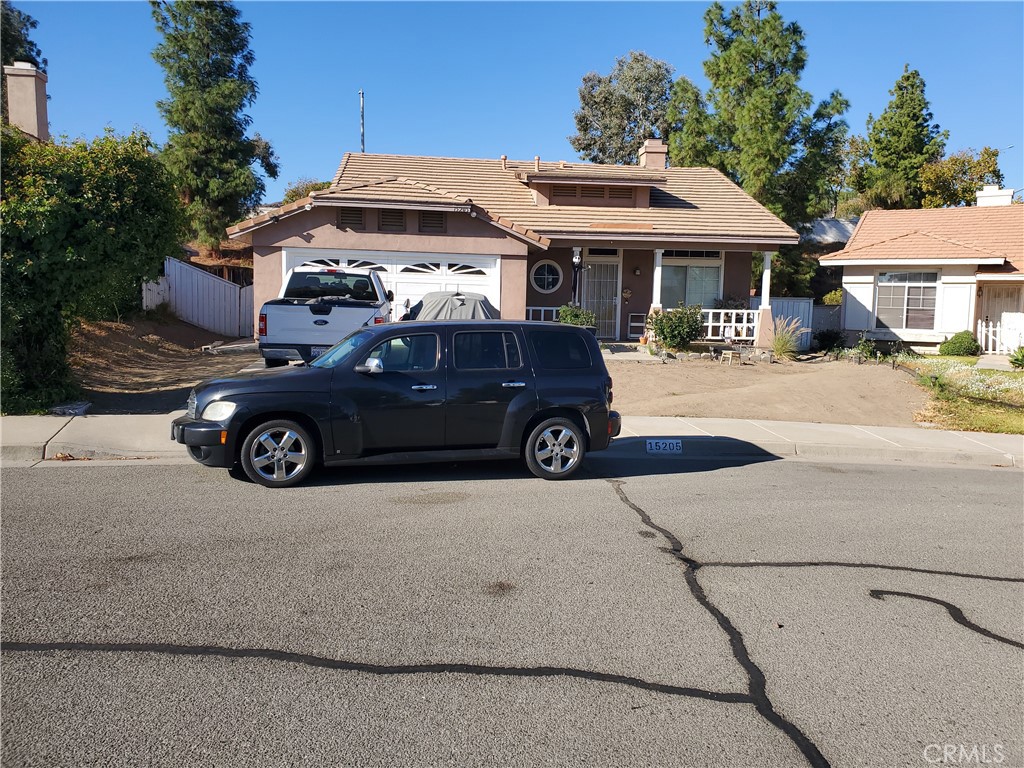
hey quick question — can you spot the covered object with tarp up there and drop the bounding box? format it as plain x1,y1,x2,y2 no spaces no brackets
402,291,500,321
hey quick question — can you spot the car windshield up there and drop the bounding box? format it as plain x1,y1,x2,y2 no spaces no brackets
309,329,376,368
284,272,379,302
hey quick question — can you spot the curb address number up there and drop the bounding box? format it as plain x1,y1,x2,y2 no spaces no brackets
646,439,683,454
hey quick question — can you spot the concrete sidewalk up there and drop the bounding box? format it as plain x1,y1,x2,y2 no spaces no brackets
1,413,1020,470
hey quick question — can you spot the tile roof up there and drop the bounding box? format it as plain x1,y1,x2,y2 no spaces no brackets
330,153,798,245
820,206,1023,276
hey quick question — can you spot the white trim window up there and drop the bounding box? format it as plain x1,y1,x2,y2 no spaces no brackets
531,259,562,294
875,271,938,330
660,251,723,309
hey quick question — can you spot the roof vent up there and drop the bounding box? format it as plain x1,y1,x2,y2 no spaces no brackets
535,155,540,172
500,155,507,170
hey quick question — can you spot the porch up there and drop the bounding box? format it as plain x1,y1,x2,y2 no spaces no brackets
527,306,761,342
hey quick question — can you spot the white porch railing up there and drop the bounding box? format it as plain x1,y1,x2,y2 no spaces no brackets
527,305,760,342
701,309,759,342
526,306,560,322
978,319,1024,354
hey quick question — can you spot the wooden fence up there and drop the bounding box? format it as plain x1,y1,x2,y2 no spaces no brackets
143,257,254,339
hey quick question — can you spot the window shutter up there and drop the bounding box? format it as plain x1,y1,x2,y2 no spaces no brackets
419,211,446,232
379,209,406,231
337,207,365,230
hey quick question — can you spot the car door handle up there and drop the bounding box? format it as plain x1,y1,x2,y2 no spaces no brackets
502,382,527,388
411,384,437,391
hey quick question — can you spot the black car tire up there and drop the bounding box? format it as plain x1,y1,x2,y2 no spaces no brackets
264,358,288,368
524,416,585,480
240,419,317,488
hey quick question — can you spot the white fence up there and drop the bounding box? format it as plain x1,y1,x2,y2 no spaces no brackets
977,318,1024,354
751,297,814,351
143,257,254,338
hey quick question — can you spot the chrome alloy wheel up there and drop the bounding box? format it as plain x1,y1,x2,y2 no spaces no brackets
248,426,308,483
532,425,580,475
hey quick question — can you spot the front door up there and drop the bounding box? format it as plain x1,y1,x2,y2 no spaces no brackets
582,258,620,339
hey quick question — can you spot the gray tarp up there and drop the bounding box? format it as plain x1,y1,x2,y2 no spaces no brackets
404,291,500,320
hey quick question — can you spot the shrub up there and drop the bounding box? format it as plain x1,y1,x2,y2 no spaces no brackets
557,304,596,327
1010,346,1024,370
852,333,876,359
938,331,981,357
647,304,704,350
813,328,844,352
822,288,843,305
768,315,810,360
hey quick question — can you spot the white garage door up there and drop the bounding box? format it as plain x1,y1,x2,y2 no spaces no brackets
282,248,500,315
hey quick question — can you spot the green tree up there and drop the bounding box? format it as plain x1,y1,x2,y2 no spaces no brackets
569,51,675,165
855,65,948,209
921,147,1004,208
1,1,46,123
1,128,185,412
668,0,848,226
151,0,278,254
282,177,331,205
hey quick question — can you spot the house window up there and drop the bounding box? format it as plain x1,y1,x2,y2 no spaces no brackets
419,210,446,233
379,209,406,231
875,272,938,330
531,260,562,294
660,252,724,308
337,208,365,230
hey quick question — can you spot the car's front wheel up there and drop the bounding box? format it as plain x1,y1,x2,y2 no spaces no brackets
524,416,585,480
240,419,316,488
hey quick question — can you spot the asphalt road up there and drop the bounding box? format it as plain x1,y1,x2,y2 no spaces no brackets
2,457,1022,767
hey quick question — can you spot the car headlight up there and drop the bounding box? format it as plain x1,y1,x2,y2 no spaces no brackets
201,400,237,422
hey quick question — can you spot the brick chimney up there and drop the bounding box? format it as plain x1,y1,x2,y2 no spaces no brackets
637,138,667,170
975,184,1014,207
3,62,48,141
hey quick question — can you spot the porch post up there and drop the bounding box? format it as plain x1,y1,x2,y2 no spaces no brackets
760,251,773,308
754,251,776,348
652,249,664,310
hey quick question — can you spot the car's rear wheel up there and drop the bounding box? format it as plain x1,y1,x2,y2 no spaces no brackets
524,416,585,480
264,358,288,368
240,419,316,488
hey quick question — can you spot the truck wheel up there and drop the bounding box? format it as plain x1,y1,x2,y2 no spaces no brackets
240,419,316,488
264,358,288,368
524,416,585,480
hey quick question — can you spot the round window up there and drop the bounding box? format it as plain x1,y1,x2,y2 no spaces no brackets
531,260,562,294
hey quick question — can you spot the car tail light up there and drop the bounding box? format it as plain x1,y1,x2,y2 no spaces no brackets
607,376,614,405
374,316,385,324
258,313,267,336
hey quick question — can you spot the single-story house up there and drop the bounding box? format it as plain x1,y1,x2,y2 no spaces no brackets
227,139,798,342
819,186,1023,353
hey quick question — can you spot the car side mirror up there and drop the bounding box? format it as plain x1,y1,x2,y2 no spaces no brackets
386,290,394,302
354,357,384,374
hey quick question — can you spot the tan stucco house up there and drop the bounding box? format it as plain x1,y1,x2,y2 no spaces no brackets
228,139,798,341
819,187,1023,353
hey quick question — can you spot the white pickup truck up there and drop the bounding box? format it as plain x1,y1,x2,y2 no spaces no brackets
258,265,393,366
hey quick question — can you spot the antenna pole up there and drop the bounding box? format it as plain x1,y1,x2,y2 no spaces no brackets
359,90,365,153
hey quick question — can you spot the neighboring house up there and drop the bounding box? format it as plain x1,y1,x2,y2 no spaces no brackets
819,187,1023,353
227,139,798,341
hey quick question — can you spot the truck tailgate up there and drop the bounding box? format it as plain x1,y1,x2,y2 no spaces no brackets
262,300,381,347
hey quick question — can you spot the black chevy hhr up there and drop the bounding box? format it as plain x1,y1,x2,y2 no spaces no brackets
172,321,620,487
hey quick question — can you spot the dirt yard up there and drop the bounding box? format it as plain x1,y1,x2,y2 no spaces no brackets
68,319,931,425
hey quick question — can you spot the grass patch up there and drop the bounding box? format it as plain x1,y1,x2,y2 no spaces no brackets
899,355,1024,434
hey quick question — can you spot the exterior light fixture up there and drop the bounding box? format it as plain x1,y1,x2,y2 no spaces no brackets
633,267,641,276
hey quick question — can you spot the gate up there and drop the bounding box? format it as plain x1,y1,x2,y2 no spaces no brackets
751,297,814,351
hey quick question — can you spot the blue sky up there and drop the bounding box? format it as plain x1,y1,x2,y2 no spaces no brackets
20,1,1024,204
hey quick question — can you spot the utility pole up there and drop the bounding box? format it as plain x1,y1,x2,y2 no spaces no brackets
359,90,365,153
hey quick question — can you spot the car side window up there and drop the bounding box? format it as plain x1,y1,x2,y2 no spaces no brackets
454,331,522,370
528,331,592,370
365,334,438,372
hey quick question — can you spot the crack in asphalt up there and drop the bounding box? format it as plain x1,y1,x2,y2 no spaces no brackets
606,479,830,768
700,561,1024,584
0,641,751,704
868,590,1024,650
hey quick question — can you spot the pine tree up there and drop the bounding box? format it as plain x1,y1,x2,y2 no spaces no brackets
569,51,675,165
1,1,46,123
857,65,947,209
151,0,278,254
667,1,848,224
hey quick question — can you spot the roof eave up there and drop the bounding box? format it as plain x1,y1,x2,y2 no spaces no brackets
543,231,800,247
821,256,1007,266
